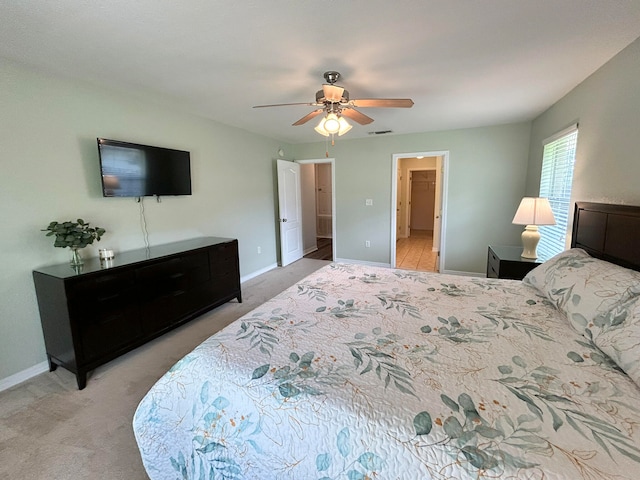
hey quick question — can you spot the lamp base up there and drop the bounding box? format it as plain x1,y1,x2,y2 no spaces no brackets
520,225,540,259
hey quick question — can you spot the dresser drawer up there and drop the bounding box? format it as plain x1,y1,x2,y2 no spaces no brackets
67,270,136,306
487,248,500,278
80,305,143,362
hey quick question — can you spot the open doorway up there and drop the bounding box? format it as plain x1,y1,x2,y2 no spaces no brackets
391,152,448,272
398,169,437,270
298,159,335,261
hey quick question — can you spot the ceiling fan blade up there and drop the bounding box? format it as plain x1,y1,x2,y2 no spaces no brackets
341,108,374,125
323,84,345,103
253,102,315,108
292,109,324,126
350,98,414,108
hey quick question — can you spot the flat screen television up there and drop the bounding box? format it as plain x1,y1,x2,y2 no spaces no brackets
97,138,192,197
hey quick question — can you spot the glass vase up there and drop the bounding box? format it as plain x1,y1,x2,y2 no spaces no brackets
70,247,83,266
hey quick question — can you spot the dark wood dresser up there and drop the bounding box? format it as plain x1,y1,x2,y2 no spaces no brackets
32,237,241,389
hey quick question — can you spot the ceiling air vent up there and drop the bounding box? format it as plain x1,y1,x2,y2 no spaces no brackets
368,130,393,135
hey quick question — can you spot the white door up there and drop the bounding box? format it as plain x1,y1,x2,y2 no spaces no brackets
277,159,303,266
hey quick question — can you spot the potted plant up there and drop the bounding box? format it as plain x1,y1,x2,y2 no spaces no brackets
42,219,106,266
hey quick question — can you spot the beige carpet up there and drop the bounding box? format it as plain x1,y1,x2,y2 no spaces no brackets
0,258,330,480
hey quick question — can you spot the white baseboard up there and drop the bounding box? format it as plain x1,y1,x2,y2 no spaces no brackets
0,361,49,392
303,246,318,255
334,258,392,268
441,269,485,277
241,262,278,284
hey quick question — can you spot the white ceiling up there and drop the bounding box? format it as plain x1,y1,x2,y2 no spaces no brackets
2,1,640,144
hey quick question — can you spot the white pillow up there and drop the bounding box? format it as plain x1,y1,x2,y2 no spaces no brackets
523,248,640,334
592,296,640,388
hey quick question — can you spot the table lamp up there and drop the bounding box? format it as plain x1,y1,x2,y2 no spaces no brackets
512,197,556,259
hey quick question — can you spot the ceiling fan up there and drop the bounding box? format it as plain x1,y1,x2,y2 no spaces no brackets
253,71,414,136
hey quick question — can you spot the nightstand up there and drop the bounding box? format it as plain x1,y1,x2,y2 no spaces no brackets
486,245,544,280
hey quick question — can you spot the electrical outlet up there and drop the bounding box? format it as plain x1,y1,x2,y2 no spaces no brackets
365,240,370,248
257,246,261,254
365,199,373,206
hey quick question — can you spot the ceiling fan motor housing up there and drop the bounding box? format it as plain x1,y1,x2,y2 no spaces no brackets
323,71,341,84
316,89,349,104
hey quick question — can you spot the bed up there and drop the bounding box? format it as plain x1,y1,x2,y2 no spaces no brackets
134,202,640,480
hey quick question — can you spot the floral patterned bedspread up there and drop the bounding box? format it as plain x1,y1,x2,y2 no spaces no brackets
133,263,640,480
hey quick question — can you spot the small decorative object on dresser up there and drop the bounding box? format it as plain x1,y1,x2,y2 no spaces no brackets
487,245,546,280
41,218,106,266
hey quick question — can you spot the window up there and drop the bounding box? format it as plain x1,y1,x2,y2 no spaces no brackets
537,124,578,259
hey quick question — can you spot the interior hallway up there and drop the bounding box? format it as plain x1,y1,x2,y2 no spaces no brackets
396,229,438,272
303,238,333,261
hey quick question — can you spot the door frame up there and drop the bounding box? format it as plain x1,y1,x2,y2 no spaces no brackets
297,157,337,261
391,151,449,271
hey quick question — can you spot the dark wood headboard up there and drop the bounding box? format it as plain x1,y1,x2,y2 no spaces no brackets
572,202,640,272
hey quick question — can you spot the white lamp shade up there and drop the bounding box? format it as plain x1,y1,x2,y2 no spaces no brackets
512,197,556,226
314,112,352,139
314,117,330,137
323,113,340,134
337,116,352,136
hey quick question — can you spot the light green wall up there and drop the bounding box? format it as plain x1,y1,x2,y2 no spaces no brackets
0,59,288,381
526,36,640,209
293,123,532,274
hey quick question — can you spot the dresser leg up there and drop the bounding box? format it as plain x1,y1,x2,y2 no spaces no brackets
76,371,87,390
47,355,58,372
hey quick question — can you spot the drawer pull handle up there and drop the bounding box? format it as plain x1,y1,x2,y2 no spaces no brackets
97,293,120,302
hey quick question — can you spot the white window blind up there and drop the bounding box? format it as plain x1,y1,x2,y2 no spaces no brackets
538,124,578,259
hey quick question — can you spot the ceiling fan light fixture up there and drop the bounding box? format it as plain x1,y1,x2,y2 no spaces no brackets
323,113,340,134
254,70,414,141
337,116,352,136
314,117,330,137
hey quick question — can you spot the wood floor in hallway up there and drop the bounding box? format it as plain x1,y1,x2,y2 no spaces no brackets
396,229,438,272
303,238,333,261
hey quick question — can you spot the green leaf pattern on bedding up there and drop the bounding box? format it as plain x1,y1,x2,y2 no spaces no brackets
412,351,640,474
315,428,384,480
134,262,640,480
346,328,417,396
